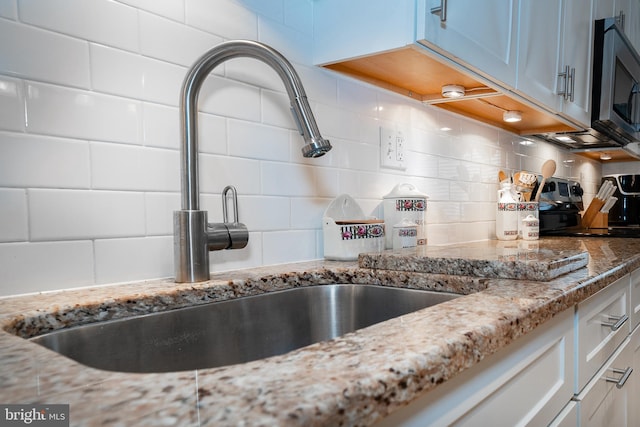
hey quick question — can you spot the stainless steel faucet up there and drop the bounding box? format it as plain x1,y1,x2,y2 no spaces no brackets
174,40,332,283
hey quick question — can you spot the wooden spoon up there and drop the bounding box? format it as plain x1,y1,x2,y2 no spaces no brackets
498,170,508,183
534,159,556,202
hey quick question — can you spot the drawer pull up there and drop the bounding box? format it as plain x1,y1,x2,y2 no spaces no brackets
606,367,633,389
601,314,628,331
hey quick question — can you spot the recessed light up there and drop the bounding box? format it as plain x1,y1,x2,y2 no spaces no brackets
555,136,574,142
441,84,465,98
503,110,522,122
600,153,612,160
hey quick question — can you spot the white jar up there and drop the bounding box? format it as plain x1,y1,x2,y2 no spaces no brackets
383,183,429,249
496,183,518,241
521,214,540,241
392,219,418,250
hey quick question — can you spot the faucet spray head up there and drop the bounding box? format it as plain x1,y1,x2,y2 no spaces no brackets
302,136,332,158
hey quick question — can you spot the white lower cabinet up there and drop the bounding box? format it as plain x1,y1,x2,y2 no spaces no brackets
629,324,640,427
575,274,630,392
574,335,633,427
374,308,574,427
549,401,578,427
376,268,640,426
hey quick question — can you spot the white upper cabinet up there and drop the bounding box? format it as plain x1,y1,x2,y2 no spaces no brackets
416,0,519,88
313,0,416,65
516,0,564,111
559,0,596,127
594,0,640,53
516,0,594,128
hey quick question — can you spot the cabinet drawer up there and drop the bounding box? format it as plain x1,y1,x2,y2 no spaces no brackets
576,274,630,393
575,336,633,427
630,268,640,331
549,401,578,427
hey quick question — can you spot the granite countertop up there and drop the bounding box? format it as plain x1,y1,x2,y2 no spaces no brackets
1,237,639,426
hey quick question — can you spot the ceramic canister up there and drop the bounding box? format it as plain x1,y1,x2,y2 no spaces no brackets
392,219,418,250
383,183,429,249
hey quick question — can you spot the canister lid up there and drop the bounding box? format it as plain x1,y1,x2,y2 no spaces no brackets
383,183,429,199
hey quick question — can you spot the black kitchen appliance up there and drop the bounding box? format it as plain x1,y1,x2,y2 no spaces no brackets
602,174,640,226
539,176,640,238
537,177,584,232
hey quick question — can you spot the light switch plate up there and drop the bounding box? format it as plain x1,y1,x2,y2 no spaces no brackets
380,126,406,170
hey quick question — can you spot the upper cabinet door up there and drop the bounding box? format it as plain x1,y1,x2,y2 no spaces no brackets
416,0,519,88
516,0,563,111
560,0,595,127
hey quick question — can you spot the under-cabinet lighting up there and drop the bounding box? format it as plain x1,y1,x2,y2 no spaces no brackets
503,110,522,123
555,135,574,142
600,152,612,160
441,84,465,98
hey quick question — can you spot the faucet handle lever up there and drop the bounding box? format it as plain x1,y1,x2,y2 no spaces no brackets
207,185,248,251
222,185,240,223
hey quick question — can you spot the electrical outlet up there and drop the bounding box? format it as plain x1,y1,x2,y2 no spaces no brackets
380,126,406,170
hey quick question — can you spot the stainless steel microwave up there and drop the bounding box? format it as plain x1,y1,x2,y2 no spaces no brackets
591,17,640,145
534,17,640,157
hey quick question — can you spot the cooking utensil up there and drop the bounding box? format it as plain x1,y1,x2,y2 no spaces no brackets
498,170,508,183
514,171,537,201
534,159,556,202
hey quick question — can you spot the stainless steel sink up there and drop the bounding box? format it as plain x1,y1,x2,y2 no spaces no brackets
30,284,459,373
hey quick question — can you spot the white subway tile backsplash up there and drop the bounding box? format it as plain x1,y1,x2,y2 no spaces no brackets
261,162,316,196
0,19,90,88
145,192,179,235
91,45,186,106
90,143,179,192
0,188,28,242
0,1,17,19
198,154,261,195
186,0,258,40
198,75,261,121
224,58,286,93
0,76,24,131
236,196,290,231
28,189,146,240
332,139,378,172
19,0,139,52
290,197,330,230
25,83,142,144
118,0,185,22
139,11,222,66
0,241,94,296
0,132,90,188
262,230,317,265
94,236,173,284
261,89,297,130
228,119,290,161
198,112,227,154
142,103,180,149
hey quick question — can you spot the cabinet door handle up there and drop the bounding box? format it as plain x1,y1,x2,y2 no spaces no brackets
558,65,570,100
568,67,575,103
606,367,633,389
601,314,628,331
430,0,448,22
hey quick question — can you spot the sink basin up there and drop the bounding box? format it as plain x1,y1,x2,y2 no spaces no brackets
30,284,459,373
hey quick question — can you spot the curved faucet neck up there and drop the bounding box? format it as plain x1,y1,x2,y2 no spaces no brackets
179,40,326,211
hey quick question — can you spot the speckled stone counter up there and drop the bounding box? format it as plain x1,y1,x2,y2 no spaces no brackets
1,237,639,426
